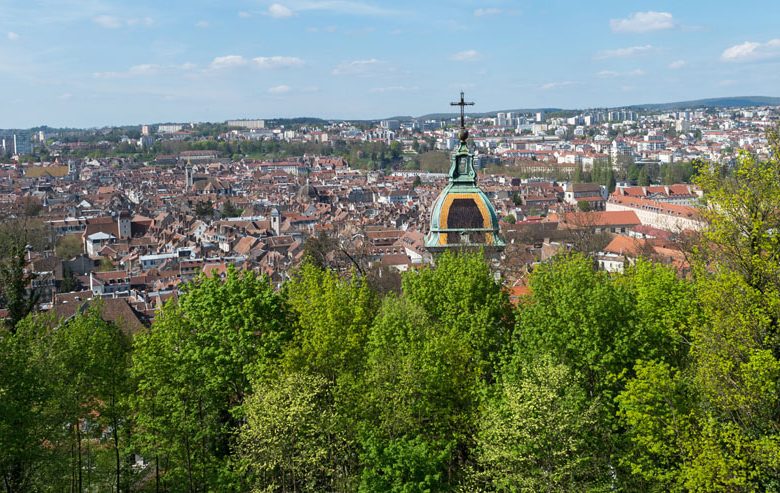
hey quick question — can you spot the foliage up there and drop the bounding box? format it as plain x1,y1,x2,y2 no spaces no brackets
237,371,353,492
1,307,133,492
694,135,780,293
471,358,610,492
132,266,289,491
402,251,513,381
283,262,377,381
0,242,39,332
221,199,244,218
415,151,450,173
358,297,476,490
617,360,694,491
55,234,83,259
194,199,214,218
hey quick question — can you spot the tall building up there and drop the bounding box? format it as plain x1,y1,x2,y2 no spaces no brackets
226,119,265,129
381,119,401,131
425,93,504,252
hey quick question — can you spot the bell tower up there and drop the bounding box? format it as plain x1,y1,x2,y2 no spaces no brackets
424,92,504,252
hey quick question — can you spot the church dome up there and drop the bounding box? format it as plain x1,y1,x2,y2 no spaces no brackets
425,139,504,250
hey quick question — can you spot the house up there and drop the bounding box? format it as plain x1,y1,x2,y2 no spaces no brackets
86,232,115,257
89,270,131,296
562,183,607,211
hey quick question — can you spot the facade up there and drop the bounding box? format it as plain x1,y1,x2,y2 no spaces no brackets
227,119,265,129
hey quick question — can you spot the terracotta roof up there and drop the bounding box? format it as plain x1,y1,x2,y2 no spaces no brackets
604,236,647,256
52,297,146,336
559,210,641,228
608,196,700,219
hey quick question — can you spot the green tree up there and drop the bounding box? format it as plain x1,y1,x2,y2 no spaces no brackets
132,267,289,491
221,199,243,218
55,235,83,259
617,360,694,491
577,200,592,212
514,254,637,396
358,297,476,491
0,315,62,491
471,358,609,492
282,262,377,382
0,242,39,332
402,251,513,381
194,200,214,218
694,135,780,294
236,371,353,492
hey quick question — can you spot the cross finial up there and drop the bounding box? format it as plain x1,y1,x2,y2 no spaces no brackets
450,91,475,129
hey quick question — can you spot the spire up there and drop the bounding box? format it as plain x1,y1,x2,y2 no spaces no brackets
450,91,474,148
447,91,477,185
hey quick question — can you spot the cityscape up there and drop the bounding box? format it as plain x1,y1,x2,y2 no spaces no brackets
2,97,776,310
3,2,780,491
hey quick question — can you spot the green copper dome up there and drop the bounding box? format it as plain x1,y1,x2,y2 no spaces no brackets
425,100,504,252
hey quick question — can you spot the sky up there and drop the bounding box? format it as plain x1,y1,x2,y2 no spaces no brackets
1,0,780,128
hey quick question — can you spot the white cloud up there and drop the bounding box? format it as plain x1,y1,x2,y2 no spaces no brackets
195,20,209,28
301,1,399,16
266,1,402,18
128,64,159,75
126,16,154,27
93,14,154,29
268,3,294,18
597,69,645,78
7,31,19,41
331,58,383,76
595,44,653,59
474,8,501,17
94,64,161,78
610,11,674,33
668,59,686,69
209,55,247,70
721,39,780,62
369,85,418,93
253,56,305,69
541,81,576,90
268,84,291,94
93,15,122,28
451,49,480,61
238,11,252,18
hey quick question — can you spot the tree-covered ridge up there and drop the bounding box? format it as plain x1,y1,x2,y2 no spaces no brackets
3,134,780,491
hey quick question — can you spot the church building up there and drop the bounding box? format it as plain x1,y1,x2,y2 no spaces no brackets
425,93,505,252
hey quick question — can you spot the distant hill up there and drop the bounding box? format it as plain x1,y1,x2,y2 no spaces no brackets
413,108,563,122
265,117,330,126
628,96,780,111
390,96,780,122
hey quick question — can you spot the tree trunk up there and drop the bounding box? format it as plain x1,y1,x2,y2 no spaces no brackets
76,420,83,493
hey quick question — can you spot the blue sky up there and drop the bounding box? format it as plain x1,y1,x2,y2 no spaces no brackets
1,0,779,128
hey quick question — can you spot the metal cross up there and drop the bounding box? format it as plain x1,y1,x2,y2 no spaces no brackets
450,91,474,129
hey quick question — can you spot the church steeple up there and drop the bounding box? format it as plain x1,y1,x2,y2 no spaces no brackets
448,91,478,185
424,92,505,252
